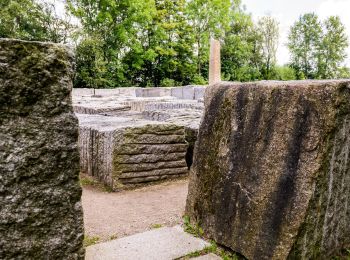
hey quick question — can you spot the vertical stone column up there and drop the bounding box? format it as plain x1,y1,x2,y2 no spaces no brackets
0,39,84,259
209,38,221,85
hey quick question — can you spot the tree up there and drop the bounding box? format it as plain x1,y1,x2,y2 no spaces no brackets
186,0,232,78
287,13,322,79
274,66,296,80
123,0,196,87
221,8,263,81
74,38,110,88
0,0,74,43
69,0,155,87
317,16,348,79
257,16,279,79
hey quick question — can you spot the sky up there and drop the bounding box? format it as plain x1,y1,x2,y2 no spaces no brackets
242,0,350,66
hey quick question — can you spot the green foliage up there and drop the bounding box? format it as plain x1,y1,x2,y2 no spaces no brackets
83,235,100,247
74,38,112,88
191,74,208,85
288,13,322,79
160,78,177,87
221,11,263,82
150,223,163,229
0,0,75,43
338,67,350,79
79,175,97,186
183,215,204,237
257,16,279,80
274,66,297,81
288,13,349,79
317,16,349,79
180,240,242,260
3,1,349,85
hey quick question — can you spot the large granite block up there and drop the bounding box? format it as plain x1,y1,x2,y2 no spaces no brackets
0,39,84,259
186,81,350,260
78,115,189,187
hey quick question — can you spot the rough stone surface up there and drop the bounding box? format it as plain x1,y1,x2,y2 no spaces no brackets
77,114,189,187
0,39,84,259
186,81,350,260
74,88,205,187
85,225,210,260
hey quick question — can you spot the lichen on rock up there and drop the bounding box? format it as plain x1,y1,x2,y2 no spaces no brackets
0,39,84,259
186,80,350,260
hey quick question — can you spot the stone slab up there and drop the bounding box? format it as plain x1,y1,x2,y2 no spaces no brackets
193,253,223,260
194,87,206,100
171,87,184,99
85,226,209,260
182,86,195,99
135,87,172,97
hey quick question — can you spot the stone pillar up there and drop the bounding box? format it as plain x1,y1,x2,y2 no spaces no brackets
209,38,221,85
186,80,350,260
0,39,84,259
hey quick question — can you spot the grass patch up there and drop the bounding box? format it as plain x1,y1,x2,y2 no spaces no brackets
109,234,118,240
102,185,114,193
151,223,163,229
182,216,245,260
332,248,350,260
80,173,114,192
80,175,97,186
177,241,241,260
183,215,204,237
83,235,100,247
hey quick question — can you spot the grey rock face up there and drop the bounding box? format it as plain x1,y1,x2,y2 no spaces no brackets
186,81,350,260
0,39,84,259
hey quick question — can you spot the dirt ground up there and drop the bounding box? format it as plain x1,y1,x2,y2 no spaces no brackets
82,178,189,241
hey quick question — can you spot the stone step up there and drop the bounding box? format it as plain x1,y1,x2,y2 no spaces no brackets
119,167,189,179
193,253,223,260
85,226,209,260
116,160,187,173
116,143,188,155
115,152,186,164
120,173,188,184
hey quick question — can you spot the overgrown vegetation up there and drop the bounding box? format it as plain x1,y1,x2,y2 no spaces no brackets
331,248,350,260
183,215,204,237
151,223,163,229
1,1,349,87
182,216,245,259
83,235,100,247
79,174,114,192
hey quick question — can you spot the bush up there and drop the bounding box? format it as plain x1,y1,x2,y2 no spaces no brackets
191,74,207,85
274,66,297,80
160,78,177,87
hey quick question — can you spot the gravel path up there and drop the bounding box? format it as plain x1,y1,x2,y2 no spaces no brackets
82,179,188,241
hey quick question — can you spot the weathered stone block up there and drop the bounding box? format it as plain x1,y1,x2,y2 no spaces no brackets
0,39,84,259
135,87,171,97
194,87,206,100
171,87,184,99
182,86,195,99
77,114,189,187
186,81,350,260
